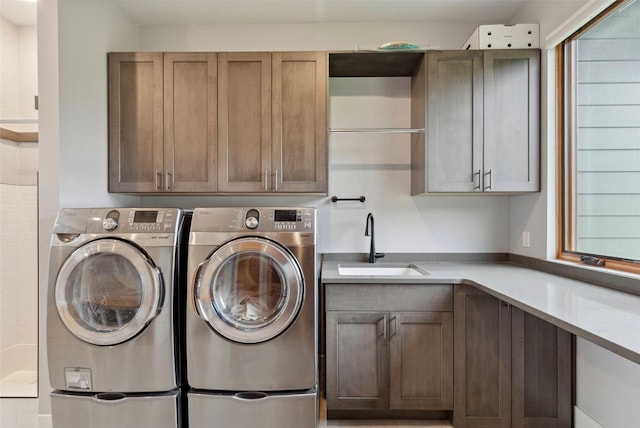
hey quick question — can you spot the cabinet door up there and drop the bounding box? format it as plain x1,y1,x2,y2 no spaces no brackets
271,51,327,193
426,51,484,192
483,50,540,192
218,52,271,192
454,285,511,428
389,312,453,410
108,52,163,192
326,311,389,410
164,52,217,192
511,308,573,428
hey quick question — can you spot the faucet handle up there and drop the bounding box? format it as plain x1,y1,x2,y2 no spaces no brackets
375,253,385,260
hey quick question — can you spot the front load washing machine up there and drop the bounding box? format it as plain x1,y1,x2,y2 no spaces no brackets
47,208,186,394
186,207,317,428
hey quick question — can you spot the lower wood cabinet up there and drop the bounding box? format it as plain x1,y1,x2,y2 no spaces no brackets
453,285,573,428
325,284,454,414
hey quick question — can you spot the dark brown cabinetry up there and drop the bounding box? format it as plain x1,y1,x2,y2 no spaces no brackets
108,51,327,194
325,284,453,416
218,51,327,193
109,52,217,193
411,49,540,194
453,285,573,428
108,52,164,193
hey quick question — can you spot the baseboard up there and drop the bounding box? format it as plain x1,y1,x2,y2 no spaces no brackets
38,414,52,428
575,406,603,428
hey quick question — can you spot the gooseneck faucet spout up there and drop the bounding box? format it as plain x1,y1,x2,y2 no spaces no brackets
365,213,385,263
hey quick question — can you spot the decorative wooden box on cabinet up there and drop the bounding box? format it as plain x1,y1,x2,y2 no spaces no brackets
453,285,573,428
108,51,327,194
325,283,454,417
411,49,540,194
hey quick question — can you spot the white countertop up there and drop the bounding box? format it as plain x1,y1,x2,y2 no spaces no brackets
321,261,640,365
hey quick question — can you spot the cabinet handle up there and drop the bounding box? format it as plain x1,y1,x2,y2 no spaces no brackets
264,170,269,191
165,171,172,190
274,170,278,191
390,316,397,338
377,316,387,339
155,171,162,190
473,169,481,190
484,169,493,191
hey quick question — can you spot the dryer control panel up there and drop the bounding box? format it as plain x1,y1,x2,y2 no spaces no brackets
191,207,316,233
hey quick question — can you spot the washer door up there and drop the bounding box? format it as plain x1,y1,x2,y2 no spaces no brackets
193,237,304,344
55,239,163,346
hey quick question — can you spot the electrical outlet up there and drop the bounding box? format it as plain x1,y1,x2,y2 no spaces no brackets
522,231,530,248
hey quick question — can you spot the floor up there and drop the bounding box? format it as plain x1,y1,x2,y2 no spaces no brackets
0,394,452,428
318,399,453,428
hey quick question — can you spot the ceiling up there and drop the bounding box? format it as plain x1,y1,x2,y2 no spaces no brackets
0,0,550,27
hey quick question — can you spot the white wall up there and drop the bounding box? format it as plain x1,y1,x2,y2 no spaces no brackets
576,337,640,428
0,18,37,120
508,1,587,259
1,17,19,119
0,140,38,381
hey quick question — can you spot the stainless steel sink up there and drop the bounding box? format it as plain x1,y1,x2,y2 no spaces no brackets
337,264,427,276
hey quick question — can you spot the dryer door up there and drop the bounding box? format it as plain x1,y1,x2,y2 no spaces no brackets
193,237,304,344
55,238,163,346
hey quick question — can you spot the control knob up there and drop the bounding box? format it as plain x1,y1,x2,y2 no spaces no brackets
245,216,259,229
103,218,118,231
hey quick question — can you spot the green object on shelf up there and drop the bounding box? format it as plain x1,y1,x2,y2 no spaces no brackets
378,41,421,50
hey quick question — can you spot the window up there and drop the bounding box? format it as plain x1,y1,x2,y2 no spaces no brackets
560,0,640,272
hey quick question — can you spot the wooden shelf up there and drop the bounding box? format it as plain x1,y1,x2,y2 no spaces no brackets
329,51,425,77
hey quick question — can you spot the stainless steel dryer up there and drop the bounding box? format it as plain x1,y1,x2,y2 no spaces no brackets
186,207,317,428
47,208,185,393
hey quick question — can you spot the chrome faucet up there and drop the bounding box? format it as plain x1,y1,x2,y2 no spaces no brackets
365,213,385,263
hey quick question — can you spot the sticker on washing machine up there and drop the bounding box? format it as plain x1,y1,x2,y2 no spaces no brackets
64,367,92,391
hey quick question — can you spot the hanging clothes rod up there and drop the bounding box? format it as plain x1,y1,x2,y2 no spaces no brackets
328,128,424,134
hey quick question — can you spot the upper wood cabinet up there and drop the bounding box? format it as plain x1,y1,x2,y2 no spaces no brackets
108,51,327,194
272,52,327,193
164,52,218,192
108,52,164,193
411,49,540,194
218,51,327,193
109,52,217,193
217,52,271,193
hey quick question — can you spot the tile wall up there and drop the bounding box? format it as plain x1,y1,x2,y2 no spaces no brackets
0,138,39,428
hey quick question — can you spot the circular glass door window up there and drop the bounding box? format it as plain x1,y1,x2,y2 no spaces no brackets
55,239,163,346
194,237,303,343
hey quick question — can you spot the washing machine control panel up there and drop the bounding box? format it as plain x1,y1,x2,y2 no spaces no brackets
127,210,173,232
83,209,180,233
